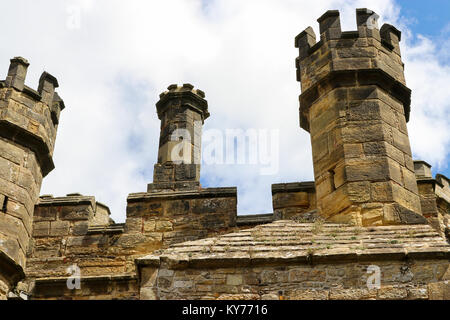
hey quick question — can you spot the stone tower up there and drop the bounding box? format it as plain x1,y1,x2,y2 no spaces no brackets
0,57,64,297
295,9,425,226
148,83,209,192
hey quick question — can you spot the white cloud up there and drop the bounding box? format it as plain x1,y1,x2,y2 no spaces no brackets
0,0,448,221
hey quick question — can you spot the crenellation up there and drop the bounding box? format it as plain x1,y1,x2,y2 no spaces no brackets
5,57,29,91
380,23,402,54
0,8,448,301
295,9,424,226
317,10,341,41
37,71,58,106
355,8,380,40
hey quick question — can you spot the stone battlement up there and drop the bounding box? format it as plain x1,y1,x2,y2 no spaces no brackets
295,9,410,132
35,193,111,226
0,9,449,301
156,83,209,121
294,9,424,226
295,9,402,61
0,57,64,176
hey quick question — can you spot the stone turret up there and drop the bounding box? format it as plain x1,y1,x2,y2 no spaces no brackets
295,9,425,226
148,83,209,192
0,57,64,298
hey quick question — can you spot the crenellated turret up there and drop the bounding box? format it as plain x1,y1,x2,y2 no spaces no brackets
295,9,424,226
0,57,65,298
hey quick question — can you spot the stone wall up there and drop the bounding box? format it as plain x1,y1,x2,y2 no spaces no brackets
25,187,238,299
140,260,449,300
32,275,138,300
137,220,450,300
126,187,237,247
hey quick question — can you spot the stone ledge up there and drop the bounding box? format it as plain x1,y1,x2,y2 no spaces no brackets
137,247,450,270
0,120,54,177
136,220,450,270
34,274,136,284
86,223,125,235
299,69,412,132
127,187,237,203
37,195,96,207
271,181,315,194
236,214,274,226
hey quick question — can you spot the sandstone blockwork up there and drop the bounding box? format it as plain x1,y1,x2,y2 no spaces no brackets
295,9,425,227
150,84,209,192
137,221,450,300
0,8,449,301
0,57,64,299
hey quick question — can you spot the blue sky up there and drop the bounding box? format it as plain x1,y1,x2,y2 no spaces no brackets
397,0,450,38
0,0,448,221
396,0,450,178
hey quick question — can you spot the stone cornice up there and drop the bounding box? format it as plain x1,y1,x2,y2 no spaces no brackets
127,187,237,203
272,181,315,195
0,120,54,177
299,69,412,132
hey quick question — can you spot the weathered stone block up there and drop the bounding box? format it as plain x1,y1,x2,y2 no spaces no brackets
361,204,383,226
32,221,50,237
343,143,363,158
402,167,418,193
289,289,329,300
345,159,390,182
341,123,386,144
164,200,189,215
272,191,309,209
347,181,371,202
371,181,394,202
34,206,56,221
59,205,91,221
329,288,377,300
155,220,173,232
226,275,243,286
49,220,70,236
377,286,408,299
72,221,89,236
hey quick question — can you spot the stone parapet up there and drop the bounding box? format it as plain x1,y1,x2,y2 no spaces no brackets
271,182,316,220
126,187,237,247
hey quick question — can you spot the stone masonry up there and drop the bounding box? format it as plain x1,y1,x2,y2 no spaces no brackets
0,57,64,299
0,8,448,300
149,83,209,192
295,9,425,226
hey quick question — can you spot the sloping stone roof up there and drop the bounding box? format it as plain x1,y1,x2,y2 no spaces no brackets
137,220,450,269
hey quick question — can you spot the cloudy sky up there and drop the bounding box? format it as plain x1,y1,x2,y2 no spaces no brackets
1,0,449,222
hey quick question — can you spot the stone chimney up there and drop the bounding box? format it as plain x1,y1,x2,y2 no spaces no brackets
148,84,209,192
